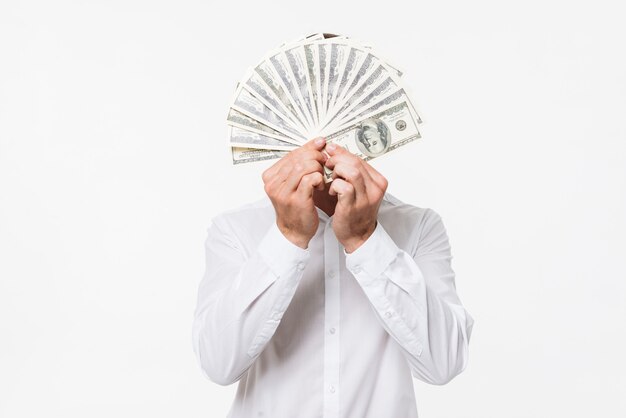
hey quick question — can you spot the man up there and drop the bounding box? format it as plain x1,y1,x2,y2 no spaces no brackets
192,137,474,417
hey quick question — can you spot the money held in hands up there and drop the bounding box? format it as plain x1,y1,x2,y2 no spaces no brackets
227,33,423,181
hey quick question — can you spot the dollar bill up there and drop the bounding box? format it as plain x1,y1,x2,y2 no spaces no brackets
331,46,364,112
226,108,301,146
231,86,306,143
242,71,306,136
331,52,379,115
277,33,325,49
229,126,298,151
254,59,309,133
325,68,412,133
284,46,318,128
323,100,421,181
322,63,387,129
326,42,347,117
269,53,314,132
231,146,289,165
317,42,330,122
334,88,421,131
303,43,321,124
227,34,425,177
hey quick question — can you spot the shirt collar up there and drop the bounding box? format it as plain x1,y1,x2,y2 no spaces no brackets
316,206,331,222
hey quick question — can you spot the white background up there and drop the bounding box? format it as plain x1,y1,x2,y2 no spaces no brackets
1,0,625,416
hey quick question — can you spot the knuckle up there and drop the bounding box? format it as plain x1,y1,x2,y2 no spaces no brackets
347,156,360,165
380,177,389,190
300,173,313,185
308,160,322,171
262,168,272,183
346,167,360,180
306,150,322,163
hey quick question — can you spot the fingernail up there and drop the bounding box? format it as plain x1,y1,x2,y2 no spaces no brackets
315,137,325,146
327,143,336,151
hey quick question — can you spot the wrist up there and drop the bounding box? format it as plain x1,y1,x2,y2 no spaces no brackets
277,223,311,249
341,221,377,253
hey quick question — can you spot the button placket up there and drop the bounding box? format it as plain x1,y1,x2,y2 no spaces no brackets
323,221,340,417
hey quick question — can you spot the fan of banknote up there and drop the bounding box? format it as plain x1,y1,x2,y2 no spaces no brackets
227,33,422,181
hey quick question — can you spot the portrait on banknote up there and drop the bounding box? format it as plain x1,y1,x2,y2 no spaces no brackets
356,118,390,157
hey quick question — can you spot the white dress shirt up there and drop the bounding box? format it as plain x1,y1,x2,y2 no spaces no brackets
192,192,474,418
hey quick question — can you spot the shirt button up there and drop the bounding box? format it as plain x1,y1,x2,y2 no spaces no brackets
328,270,335,278
297,262,305,271
385,311,392,318
352,265,362,274
329,385,335,393
329,327,336,334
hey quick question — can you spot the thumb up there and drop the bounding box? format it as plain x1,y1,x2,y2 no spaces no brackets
302,137,327,150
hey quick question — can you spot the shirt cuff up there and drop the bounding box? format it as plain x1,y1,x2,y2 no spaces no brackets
344,221,401,285
257,221,311,279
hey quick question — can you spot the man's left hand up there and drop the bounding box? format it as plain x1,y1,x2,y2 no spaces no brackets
324,143,388,253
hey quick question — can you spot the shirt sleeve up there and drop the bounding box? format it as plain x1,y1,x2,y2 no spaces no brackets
192,217,310,386
344,208,474,385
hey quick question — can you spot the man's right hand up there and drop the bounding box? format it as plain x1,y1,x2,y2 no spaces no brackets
262,137,327,249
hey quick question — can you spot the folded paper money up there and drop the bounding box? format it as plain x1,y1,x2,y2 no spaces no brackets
227,33,423,181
